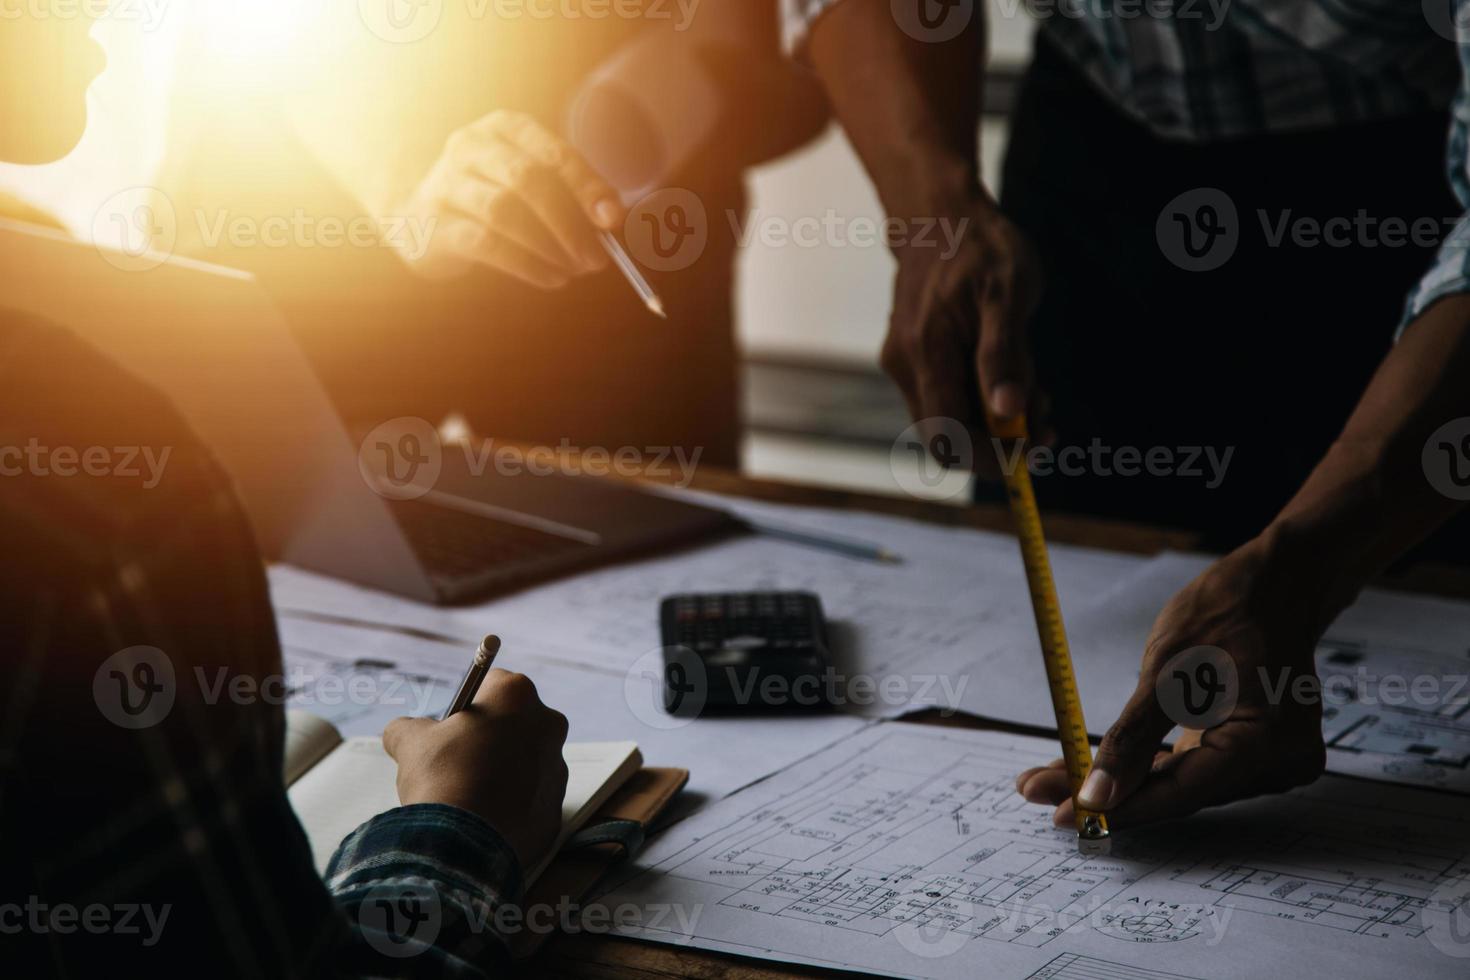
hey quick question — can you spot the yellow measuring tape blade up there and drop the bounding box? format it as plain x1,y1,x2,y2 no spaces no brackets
986,411,1111,854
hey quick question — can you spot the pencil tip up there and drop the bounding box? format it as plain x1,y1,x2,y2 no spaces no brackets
648,298,667,319
877,550,903,565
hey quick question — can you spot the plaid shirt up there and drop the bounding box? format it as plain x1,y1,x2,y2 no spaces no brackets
0,313,520,977
783,0,1470,326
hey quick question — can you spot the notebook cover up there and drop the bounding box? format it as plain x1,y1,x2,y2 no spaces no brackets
511,766,689,959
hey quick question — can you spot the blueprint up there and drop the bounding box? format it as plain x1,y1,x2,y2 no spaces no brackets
1031,552,1470,794
596,723,1470,979
1317,639,1470,791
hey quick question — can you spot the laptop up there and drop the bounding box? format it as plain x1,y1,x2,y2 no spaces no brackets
0,218,736,604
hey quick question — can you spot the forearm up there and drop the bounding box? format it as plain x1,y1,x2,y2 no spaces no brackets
1260,295,1470,630
805,0,984,217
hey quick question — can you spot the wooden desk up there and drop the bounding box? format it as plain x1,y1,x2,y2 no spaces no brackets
530,468,1470,979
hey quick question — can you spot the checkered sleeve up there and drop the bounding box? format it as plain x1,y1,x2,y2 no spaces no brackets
327,804,524,975
1403,3,1470,332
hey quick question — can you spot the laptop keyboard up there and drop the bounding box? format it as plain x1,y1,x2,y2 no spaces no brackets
389,498,593,581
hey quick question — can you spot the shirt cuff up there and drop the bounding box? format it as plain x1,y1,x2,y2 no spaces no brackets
1400,215,1470,339
782,0,846,61
326,803,524,967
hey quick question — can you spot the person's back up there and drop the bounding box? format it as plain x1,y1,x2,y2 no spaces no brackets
1,13,572,976
0,309,324,973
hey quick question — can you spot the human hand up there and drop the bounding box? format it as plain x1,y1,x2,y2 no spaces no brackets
383,669,570,870
881,194,1046,475
399,110,624,287
1015,539,1328,827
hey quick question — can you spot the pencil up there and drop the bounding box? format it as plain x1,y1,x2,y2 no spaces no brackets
601,231,666,319
441,634,501,719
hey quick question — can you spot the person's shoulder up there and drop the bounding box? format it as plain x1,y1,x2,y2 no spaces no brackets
0,306,202,457
0,307,243,546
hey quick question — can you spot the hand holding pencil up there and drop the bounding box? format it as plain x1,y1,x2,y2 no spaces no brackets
394,110,630,290
384,634,572,870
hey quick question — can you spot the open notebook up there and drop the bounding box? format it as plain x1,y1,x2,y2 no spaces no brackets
284,709,642,882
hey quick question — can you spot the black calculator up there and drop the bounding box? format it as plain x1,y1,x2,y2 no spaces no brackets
658,591,833,716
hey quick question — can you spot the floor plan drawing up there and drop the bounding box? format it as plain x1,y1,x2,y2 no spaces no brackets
1318,639,1470,792
656,736,1162,950
598,723,1470,980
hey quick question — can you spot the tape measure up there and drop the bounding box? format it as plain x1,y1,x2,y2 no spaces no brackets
985,410,1111,855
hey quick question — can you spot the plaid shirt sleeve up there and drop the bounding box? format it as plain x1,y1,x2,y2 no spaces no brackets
1403,4,1470,331
327,805,524,973
0,312,522,978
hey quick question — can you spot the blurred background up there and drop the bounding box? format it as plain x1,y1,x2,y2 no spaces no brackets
0,0,1037,502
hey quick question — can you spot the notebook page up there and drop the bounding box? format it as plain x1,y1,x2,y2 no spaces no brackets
283,709,343,787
